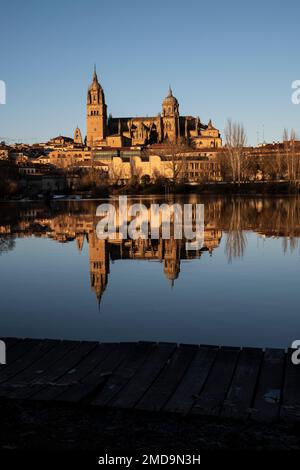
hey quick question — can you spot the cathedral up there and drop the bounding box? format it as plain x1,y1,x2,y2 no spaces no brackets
86,68,222,149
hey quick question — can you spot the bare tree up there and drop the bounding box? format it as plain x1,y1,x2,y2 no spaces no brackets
283,128,300,184
272,145,285,181
157,139,190,184
109,163,124,185
224,119,247,184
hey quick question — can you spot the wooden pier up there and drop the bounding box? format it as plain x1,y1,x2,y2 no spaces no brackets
0,337,299,422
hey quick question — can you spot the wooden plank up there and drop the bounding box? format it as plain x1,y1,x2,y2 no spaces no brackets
111,343,176,409
59,342,134,402
221,347,262,419
136,345,197,412
191,347,240,416
0,337,291,424
0,339,41,378
0,340,78,399
0,339,56,385
92,342,155,407
0,337,21,349
281,348,300,422
252,348,285,422
50,342,117,401
164,346,218,414
28,341,98,401
54,343,115,385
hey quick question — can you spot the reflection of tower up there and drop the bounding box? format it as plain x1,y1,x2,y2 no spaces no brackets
88,232,109,304
76,233,85,251
162,238,181,286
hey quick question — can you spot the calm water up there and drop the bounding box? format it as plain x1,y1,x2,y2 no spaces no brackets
0,195,300,348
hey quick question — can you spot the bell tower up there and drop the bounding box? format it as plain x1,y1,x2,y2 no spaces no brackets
86,66,107,147
162,86,179,142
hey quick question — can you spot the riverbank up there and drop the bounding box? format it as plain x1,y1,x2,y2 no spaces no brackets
1,181,299,202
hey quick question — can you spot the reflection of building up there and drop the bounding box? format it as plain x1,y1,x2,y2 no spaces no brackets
0,201,223,304
163,238,182,286
88,232,109,304
52,214,221,302
4,197,300,306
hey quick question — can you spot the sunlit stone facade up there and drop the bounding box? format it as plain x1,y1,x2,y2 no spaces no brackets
86,69,222,150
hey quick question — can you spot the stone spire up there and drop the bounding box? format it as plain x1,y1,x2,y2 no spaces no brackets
93,64,98,82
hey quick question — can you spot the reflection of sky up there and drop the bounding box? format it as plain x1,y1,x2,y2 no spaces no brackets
0,232,299,348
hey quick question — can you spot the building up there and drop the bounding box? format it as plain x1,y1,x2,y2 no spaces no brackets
46,135,74,148
40,68,223,183
85,68,222,150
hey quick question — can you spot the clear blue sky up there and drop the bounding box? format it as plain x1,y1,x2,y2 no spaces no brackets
1,0,300,145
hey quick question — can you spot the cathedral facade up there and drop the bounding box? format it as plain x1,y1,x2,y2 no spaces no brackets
86,68,222,149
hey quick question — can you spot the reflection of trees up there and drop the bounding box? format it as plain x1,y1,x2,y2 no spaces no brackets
0,236,15,255
225,198,247,262
280,197,300,254
221,196,300,258
2,196,300,261
282,236,298,254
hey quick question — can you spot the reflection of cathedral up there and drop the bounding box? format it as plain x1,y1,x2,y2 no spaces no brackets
37,211,222,302
3,197,300,304
0,202,223,304
82,227,221,302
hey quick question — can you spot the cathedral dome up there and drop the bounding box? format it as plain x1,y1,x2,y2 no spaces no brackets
162,86,178,106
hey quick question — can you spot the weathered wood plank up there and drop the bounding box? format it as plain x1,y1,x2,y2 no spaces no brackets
0,339,56,384
136,345,197,412
0,339,41,378
92,342,155,407
54,343,115,385
111,343,176,409
281,348,300,422
252,348,285,422
191,347,240,416
28,342,98,401
0,338,292,423
0,340,78,399
51,342,117,401
0,337,21,349
164,346,218,414
59,342,134,402
221,347,262,419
